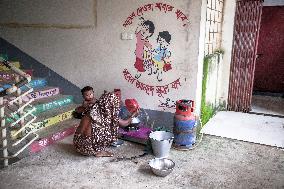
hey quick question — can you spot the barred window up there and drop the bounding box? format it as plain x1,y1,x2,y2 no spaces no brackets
205,0,224,55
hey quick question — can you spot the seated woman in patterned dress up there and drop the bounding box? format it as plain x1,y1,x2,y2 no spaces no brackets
73,92,134,157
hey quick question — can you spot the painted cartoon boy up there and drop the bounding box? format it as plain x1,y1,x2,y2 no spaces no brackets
134,17,155,79
152,31,172,82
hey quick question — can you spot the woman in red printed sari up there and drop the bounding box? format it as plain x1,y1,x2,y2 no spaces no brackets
73,92,122,157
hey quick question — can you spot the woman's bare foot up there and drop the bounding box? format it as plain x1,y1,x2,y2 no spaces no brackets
95,151,113,157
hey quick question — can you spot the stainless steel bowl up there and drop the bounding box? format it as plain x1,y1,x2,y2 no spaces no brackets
149,158,175,177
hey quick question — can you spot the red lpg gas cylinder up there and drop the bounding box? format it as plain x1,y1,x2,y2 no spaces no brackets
173,99,196,148
175,100,195,121
125,99,140,113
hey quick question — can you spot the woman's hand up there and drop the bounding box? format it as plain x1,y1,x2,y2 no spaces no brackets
130,108,140,118
119,118,132,127
119,109,140,128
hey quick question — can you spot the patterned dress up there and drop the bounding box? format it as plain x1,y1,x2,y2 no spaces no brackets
73,92,120,155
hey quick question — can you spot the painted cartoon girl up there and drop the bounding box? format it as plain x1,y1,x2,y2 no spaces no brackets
152,31,172,82
134,17,155,79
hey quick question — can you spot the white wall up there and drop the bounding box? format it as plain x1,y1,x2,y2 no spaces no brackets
195,0,207,114
0,0,203,113
205,54,224,107
0,0,94,26
219,0,237,105
200,0,236,109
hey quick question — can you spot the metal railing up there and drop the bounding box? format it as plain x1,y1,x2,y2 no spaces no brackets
0,57,38,167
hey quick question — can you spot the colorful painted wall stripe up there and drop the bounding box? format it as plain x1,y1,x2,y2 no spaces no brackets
29,126,76,153
0,61,20,71
0,69,33,81
20,78,47,91
32,96,74,115
0,78,47,92
22,87,60,102
25,109,74,133
5,96,74,123
11,109,75,138
6,113,26,124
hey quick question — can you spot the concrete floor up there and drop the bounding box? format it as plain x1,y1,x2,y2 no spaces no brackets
0,133,283,189
1,96,284,188
201,111,284,148
251,95,284,116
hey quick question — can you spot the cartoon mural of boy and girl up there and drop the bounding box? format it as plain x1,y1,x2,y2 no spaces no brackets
134,17,172,82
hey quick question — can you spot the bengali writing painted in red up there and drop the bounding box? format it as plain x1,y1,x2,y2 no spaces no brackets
123,3,188,27
123,69,181,97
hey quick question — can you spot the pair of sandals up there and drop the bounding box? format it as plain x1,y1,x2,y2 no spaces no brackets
95,151,113,157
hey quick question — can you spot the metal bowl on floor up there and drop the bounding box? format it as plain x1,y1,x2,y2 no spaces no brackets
149,158,175,177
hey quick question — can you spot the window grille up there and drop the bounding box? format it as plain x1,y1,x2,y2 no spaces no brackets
205,0,224,55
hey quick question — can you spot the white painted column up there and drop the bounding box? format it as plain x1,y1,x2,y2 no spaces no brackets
195,0,207,116
219,0,237,105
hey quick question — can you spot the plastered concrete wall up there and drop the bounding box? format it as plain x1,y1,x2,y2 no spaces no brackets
200,0,236,109
0,0,94,26
205,55,224,107
194,0,207,115
0,0,203,113
219,0,237,105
